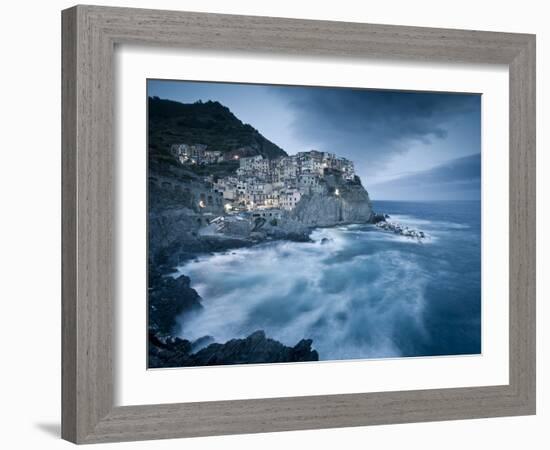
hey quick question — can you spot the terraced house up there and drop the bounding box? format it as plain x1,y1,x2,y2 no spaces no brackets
211,150,355,211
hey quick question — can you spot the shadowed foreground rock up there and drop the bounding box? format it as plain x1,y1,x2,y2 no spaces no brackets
148,268,203,335
149,330,319,368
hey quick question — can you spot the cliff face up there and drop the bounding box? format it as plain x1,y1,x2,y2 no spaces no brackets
291,181,374,227
148,182,224,266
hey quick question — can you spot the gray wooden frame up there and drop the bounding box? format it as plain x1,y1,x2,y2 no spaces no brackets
62,4,536,444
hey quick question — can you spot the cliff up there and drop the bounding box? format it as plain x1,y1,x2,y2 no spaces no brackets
146,101,378,369
291,177,374,226
148,98,292,266
148,160,226,266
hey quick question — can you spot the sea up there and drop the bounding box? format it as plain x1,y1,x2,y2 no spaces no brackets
174,200,482,361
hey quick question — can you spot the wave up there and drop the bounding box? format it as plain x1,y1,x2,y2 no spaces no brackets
175,225,435,361
390,214,470,230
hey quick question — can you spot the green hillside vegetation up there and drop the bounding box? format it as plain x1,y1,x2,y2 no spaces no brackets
148,97,287,161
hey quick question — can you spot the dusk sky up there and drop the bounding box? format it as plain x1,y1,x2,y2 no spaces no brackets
148,79,481,201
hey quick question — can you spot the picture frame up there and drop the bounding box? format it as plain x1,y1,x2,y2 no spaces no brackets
61,4,536,444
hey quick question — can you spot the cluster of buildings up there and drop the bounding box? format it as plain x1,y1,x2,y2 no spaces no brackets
168,142,357,213
170,143,224,165
210,150,356,212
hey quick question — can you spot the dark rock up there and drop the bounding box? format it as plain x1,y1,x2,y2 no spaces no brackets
148,330,319,368
320,237,331,245
191,335,215,353
252,217,266,231
370,213,387,224
292,339,319,361
148,264,203,335
375,220,426,240
148,331,194,368
188,330,319,366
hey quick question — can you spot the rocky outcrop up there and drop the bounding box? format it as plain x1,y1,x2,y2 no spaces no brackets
370,213,388,224
252,216,312,242
195,213,312,252
148,263,320,366
376,220,427,240
148,330,319,368
291,178,374,227
148,208,257,268
148,268,203,335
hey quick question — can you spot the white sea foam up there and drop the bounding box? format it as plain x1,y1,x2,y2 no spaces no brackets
175,226,433,360
390,214,469,230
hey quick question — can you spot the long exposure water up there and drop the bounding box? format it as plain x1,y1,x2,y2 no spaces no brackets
174,200,481,361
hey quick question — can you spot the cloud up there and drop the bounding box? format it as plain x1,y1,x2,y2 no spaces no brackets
147,79,481,200
278,87,480,168
369,154,481,200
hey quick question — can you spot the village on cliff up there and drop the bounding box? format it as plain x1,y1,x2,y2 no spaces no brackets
170,143,356,216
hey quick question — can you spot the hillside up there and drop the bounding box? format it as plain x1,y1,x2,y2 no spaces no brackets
148,97,287,160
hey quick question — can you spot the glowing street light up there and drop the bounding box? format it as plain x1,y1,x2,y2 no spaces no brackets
199,200,206,208
334,188,340,197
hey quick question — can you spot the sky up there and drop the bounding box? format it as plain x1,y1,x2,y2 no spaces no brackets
148,79,481,201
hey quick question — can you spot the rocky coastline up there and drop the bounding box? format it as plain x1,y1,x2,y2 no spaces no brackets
375,219,427,240
146,97,426,367
147,164,399,367
148,236,323,367
148,192,378,367
149,330,319,368
149,178,377,266
147,175,433,368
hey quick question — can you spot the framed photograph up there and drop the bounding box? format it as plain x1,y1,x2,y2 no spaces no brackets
62,5,536,444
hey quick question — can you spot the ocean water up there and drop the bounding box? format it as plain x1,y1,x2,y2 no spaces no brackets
175,200,481,361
